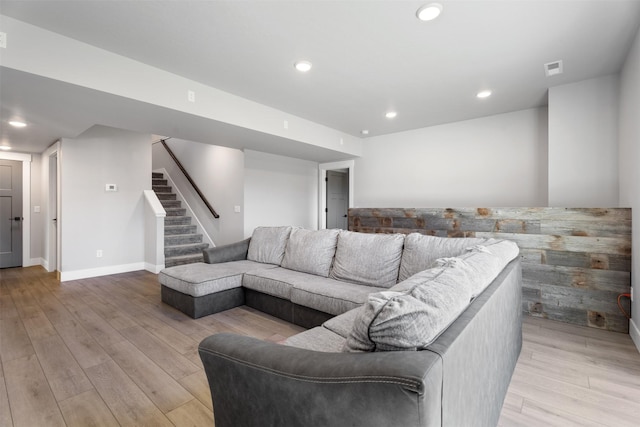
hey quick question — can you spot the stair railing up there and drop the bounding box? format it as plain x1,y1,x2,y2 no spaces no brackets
159,139,220,219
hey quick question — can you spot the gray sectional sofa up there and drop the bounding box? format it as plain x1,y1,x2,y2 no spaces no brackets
158,226,523,427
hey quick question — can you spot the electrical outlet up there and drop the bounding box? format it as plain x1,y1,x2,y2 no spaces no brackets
0,32,6,49
96,250,103,258
188,90,195,102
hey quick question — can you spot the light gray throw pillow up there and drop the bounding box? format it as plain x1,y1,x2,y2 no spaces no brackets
398,233,488,281
344,264,473,352
281,228,339,277
330,231,405,288
247,226,292,265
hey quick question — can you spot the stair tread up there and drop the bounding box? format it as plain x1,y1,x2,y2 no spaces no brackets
164,242,209,249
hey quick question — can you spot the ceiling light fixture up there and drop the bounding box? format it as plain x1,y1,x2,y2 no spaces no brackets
416,3,443,21
361,130,369,135
294,60,312,72
476,90,492,99
385,111,397,119
0,146,11,151
9,120,27,128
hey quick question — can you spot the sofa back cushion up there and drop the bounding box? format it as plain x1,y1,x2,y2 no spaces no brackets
398,233,488,281
247,226,292,265
330,230,405,288
281,228,339,277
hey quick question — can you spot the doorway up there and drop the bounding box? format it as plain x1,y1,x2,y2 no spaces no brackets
0,159,23,268
326,170,349,229
48,152,59,274
318,160,354,230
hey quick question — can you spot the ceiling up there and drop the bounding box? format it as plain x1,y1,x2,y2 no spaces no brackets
1,0,640,156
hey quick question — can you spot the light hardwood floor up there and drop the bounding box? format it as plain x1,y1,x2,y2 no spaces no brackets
1,266,639,426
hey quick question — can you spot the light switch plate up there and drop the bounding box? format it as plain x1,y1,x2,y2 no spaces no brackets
105,184,117,192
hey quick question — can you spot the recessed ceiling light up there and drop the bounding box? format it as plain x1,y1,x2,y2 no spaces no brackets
361,130,369,135
385,111,397,119
0,146,11,151
476,90,492,99
9,120,26,128
294,61,312,72
416,3,443,21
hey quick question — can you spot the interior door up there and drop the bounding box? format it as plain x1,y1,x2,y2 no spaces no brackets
0,159,23,268
326,170,349,230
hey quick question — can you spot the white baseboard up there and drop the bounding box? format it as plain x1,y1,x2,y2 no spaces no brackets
42,258,50,271
24,257,44,267
630,319,640,354
145,262,165,274
60,262,146,282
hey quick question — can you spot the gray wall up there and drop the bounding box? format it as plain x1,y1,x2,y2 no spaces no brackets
60,125,151,277
618,25,640,347
244,150,318,237
548,74,619,207
354,108,549,207
152,138,245,246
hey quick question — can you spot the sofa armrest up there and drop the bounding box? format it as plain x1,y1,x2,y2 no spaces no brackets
203,238,251,264
199,333,443,427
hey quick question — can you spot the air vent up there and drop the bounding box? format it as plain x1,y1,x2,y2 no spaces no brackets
544,60,563,77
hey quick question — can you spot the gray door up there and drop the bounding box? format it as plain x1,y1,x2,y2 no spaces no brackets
326,170,348,229
0,159,23,268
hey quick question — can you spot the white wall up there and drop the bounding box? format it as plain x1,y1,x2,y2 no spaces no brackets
618,26,640,350
354,108,548,207
60,125,151,280
244,150,318,236
152,139,245,246
548,75,620,207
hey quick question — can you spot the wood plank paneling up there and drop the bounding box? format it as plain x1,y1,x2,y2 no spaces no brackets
349,207,632,333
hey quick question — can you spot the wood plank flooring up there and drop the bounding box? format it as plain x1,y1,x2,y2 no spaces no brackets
1,266,639,426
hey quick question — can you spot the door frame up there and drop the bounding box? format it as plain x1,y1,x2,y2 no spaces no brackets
43,141,61,273
318,160,354,230
0,151,32,266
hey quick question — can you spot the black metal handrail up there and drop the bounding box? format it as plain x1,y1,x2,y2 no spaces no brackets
159,139,220,219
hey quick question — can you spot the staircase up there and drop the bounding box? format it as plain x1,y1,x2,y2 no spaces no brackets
152,172,209,267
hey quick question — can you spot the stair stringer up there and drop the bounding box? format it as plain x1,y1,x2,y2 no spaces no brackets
154,168,216,250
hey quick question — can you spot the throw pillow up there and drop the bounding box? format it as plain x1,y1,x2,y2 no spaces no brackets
281,228,339,277
344,264,473,352
247,226,292,265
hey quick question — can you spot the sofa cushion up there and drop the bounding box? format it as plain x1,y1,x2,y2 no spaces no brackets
344,263,474,352
291,274,383,316
159,261,274,297
247,226,292,265
281,228,339,277
398,234,488,281
283,327,346,353
330,231,405,288
450,239,520,297
322,307,363,338
242,267,299,300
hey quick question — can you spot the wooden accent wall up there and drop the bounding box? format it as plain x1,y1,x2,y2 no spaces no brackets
349,208,632,333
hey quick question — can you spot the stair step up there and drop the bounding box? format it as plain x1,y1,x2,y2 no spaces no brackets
152,185,172,193
152,178,168,186
152,172,164,179
165,216,192,226
155,193,176,201
165,207,187,217
165,242,209,257
164,225,197,235
165,234,203,245
164,253,204,268
160,200,182,209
